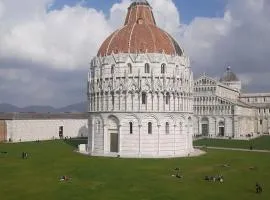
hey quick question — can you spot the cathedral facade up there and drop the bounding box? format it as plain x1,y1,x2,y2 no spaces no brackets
87,0,194,158
193,67,270,139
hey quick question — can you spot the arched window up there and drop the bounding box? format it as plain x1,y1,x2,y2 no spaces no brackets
166,92,170,105
161,63,166,74
111,64,115,74
129,122,133,134
165,122,169,134
142,92,146,105
145,63,150,73
148,122,152,134
128,63,132,74
96,121,101,134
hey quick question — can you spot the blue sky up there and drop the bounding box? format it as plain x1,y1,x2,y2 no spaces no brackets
50,0,227,24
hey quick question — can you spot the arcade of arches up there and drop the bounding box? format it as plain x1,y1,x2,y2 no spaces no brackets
88,114,193,157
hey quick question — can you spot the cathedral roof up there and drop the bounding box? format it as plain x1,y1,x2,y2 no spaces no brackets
220,66,239,82
97,0,183,57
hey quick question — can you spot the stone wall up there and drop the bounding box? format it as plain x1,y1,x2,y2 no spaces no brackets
0,120,7,142
6,119,88,142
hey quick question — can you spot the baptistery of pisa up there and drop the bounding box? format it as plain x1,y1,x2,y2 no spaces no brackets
87,0,194,158
1,1,268,149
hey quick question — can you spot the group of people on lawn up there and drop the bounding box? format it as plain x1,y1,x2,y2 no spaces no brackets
173,166,263,194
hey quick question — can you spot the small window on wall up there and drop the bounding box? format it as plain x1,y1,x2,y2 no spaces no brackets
111,64,115,74
161,63,166,74
166,93,170,105
176,65,179,74
260,120,263,125
129,122,133,134
145,63,150,73
59,126,63,139
128,63,132,74
148,122,152,134
142,92,146,104
165,122,169,134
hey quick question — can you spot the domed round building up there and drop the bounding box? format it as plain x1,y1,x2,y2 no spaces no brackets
87,0,194,158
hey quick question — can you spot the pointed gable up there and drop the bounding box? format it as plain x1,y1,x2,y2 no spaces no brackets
194,75,217,86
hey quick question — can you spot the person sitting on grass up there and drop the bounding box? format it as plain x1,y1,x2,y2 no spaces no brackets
222,163,230,168
204,175,223,182
22,152,28,159
175,168,183,179
256,182,262,193
217,174,224,183
171,168,183,179
249,166,257,170
60,175,71,181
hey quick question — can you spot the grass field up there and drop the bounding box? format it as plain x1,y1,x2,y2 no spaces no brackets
193,136,270,150
0,140,270,200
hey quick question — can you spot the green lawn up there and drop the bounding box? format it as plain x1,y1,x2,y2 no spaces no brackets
0,140,270,200
193,136,270,150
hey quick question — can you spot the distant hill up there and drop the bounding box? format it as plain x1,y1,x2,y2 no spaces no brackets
57,102,87,113
0,102,87,113
21,105,56,113
0,103,21,112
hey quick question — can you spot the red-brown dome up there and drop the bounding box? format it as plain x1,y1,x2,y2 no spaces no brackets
97,0,183,57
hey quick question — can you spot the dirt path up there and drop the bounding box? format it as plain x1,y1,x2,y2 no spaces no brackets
194,146,270,153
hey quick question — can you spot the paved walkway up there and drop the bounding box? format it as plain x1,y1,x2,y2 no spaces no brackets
194,146,270,153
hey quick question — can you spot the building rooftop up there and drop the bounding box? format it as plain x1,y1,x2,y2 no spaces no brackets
0,112,89,120
97,0,183,57
220,66,239,82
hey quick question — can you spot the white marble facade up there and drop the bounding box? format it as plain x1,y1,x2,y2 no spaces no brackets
87,54,194,157
193,67,269,139
240,93,270,135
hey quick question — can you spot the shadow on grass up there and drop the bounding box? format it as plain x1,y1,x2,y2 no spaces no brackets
63,137,87,148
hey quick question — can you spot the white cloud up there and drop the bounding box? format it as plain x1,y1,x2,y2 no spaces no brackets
109,0,131,28
176,0,270,93
0,1,4,19
149,0,180,34
0,68,31,83
0,1,113,70
0,0,181,72
0,0,270,107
